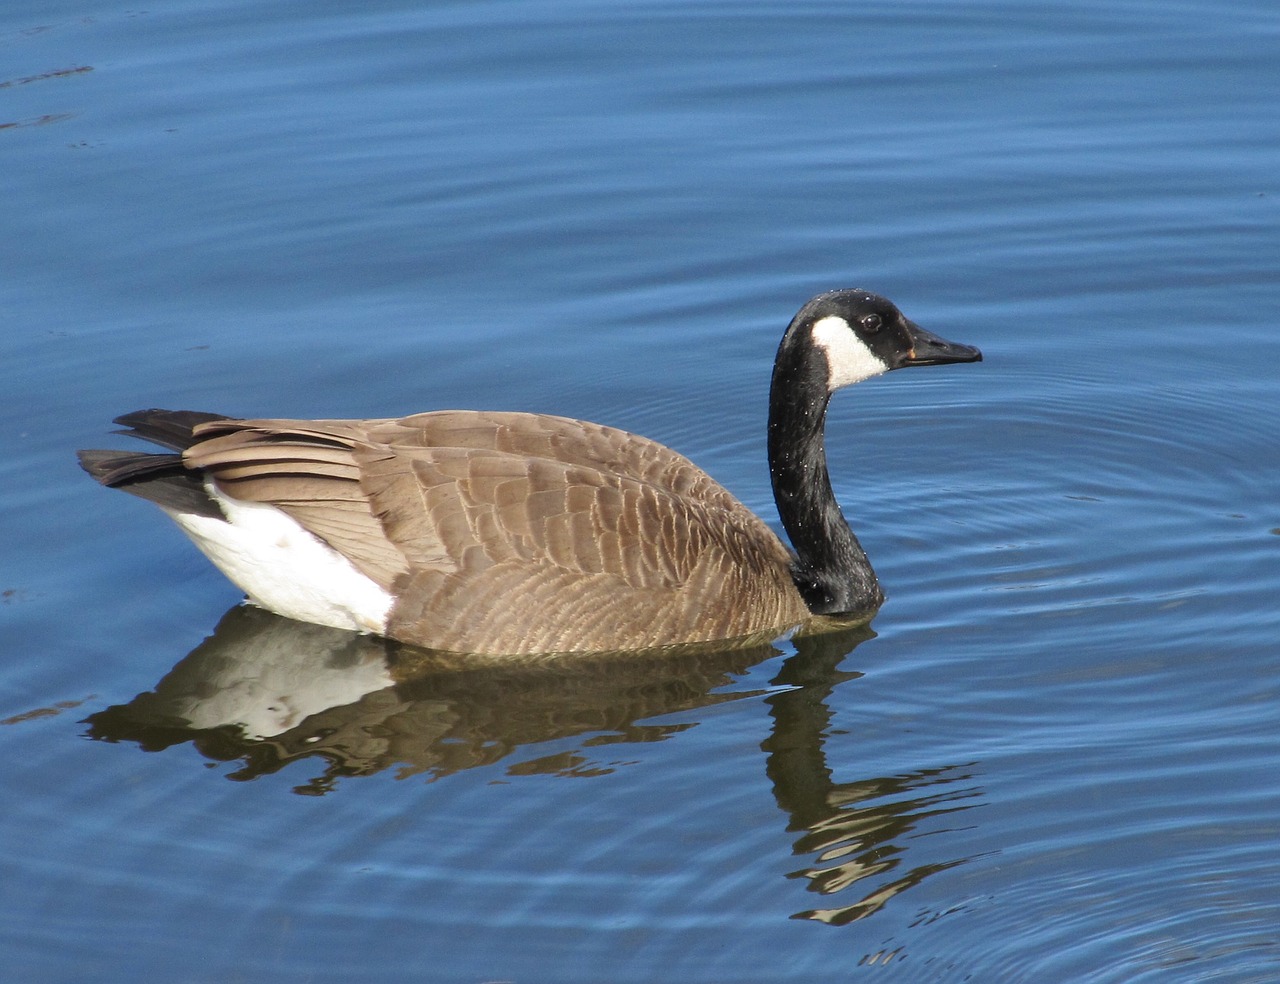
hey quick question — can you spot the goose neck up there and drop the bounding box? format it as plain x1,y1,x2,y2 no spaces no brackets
767,340,882,615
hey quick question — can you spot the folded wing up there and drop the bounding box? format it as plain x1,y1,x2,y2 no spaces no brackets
183,410,804,652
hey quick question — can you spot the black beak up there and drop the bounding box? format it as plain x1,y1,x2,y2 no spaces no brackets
900,320,983,367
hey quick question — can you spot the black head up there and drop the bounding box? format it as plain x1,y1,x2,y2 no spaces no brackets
793,288,982,391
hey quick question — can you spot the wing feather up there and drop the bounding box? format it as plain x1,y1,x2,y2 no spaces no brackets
177,409,804,652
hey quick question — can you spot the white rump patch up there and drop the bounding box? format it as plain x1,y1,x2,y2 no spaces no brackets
163,483,394,635
810,315,889,390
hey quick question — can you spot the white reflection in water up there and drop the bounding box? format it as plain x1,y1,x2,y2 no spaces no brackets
85,604,987,920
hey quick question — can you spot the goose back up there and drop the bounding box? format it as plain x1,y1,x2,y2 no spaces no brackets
182,410,809,653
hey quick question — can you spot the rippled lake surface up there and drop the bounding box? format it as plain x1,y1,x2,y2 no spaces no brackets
3,1,1279,980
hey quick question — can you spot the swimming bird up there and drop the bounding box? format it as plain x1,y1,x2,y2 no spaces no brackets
78,289,981,655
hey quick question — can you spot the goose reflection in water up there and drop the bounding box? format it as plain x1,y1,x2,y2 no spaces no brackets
85,605,986,923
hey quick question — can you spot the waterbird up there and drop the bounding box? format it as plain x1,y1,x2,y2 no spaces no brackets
79,289,981,654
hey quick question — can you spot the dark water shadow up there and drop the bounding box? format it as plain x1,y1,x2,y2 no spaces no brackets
765,631,985,925
84,604,986,922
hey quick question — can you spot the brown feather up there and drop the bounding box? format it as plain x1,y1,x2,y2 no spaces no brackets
166,410,807,653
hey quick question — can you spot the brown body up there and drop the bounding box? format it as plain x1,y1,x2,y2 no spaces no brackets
173,410,809,653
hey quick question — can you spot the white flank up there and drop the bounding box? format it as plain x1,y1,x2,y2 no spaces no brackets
163,482,394,635
810,315,889,390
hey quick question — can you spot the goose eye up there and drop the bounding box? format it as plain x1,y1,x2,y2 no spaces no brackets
859,313,883,333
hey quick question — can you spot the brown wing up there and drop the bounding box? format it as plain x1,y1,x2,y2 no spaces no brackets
185,411,806,653
186,417,413,591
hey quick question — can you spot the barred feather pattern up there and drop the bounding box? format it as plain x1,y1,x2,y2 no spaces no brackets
179,410,809,654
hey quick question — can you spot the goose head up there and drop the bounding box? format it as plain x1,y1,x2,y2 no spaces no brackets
796,288,982,391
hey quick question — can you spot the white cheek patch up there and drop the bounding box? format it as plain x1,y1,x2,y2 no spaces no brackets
162,482,395,636
810,315,890,390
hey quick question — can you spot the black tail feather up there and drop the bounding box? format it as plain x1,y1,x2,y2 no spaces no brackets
112,408,232,451
78,408,232,519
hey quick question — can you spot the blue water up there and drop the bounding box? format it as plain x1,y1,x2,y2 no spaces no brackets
3,1,1279,981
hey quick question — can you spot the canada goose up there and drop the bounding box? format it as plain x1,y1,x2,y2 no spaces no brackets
79,289,981,655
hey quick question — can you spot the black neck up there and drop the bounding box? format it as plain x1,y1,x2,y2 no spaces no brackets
767,330,883,615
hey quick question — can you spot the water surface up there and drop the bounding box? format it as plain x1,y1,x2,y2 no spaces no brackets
3,1,1278,981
